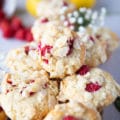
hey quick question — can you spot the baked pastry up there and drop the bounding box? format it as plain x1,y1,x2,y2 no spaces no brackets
86,27,119,56
58,67,120,111
5,42,41,74
77,32,108,67
44,102,101,120
37,0,75,19
32,20,85,78
0,70,58,120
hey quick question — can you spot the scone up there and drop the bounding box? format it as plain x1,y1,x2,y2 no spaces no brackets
32,20,85,78
87,27,119,56
78,32,108,67
37,0,75,19
0,70,58,120
0,106,7,120
5,42,41,74
44,102,101,120
58,67,120,111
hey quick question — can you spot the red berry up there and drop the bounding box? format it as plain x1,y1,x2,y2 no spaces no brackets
15,28,25,40
63,116,78,120
85,82,102,92
40,18,49,23
0,10,5,20
89,36,95,42
39,45,53,56
11,16,23,31
43,59,49,64
29,92,35,96
25,31,34,42
24,46,30,55
77,65,90,75
2,25,14,38
67,39,74,56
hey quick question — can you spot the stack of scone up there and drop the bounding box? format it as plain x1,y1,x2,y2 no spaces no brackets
0,0,120,120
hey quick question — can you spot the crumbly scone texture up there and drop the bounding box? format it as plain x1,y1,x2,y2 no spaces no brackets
32,20,86,78
5,42,41,74
58,68,120,110
86,27,119,57
77,32,108,67
37,0,75,19
44,102,101,120
0,70,58,120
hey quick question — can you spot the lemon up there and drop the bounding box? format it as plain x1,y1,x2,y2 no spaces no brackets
70,0,96,8
26,0,41,17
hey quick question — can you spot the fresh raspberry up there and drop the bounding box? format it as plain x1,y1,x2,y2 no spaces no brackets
40,18,49,23
0,20,9,30
15,28,26,40
63,115,78,120
11,16,23,31
77,65,90,75
25,31,34,42
85,82,102,92
1,23,14,38
0,10,5,20
24,46,30,55
67,39,74,56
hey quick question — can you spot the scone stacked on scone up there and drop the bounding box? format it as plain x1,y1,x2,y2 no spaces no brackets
32,18,119,67
44,102,101,120
0,70,58,120
58,67,120,111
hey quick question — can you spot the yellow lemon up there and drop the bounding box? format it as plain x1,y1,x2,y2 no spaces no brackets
70,0,96,8
26,0,41,17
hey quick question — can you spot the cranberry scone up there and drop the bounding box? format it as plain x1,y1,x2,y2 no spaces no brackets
87,27,119,56
44,102,101,120
37,0,75,20
5,42,41,74
78,32,108,67
32,20,85,78
58,66,120,111
0,70,58,120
